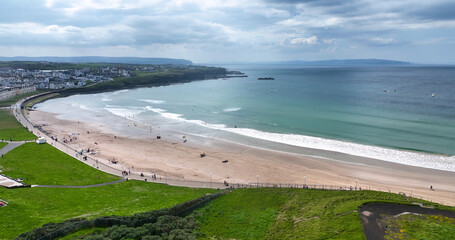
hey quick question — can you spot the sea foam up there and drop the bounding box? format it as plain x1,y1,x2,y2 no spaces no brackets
224,127,455,172
105,105,147,119
144,106,227,129
138,99,166,104
142,104,455,171
223,107,242,112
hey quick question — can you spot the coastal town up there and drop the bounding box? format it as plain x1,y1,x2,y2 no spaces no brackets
0,63,195,100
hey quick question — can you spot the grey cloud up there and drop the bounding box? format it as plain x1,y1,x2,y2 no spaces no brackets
264,0,346,6
405,1,455,21
124,16,230,45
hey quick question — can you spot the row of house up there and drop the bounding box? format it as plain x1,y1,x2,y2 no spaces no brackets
0,85,36,101
0,63,196,98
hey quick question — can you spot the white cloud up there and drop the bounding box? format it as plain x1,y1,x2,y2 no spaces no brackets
369,37,396,45
290,36,318,45
0,0,454,62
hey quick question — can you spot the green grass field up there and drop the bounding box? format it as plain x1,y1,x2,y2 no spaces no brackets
195,188,449,240
0,181,217,239
0,110,36,141
0,142,7,149
0,142,120,185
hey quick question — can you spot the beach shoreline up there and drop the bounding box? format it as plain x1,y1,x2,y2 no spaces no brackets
28,109,455,206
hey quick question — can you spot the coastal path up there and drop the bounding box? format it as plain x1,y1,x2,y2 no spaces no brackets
0,141,27,156
32,179,126,188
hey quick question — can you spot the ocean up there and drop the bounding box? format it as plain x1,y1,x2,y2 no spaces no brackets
35,65,455,171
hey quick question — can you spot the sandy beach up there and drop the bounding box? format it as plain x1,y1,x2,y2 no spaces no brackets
29,110,455,206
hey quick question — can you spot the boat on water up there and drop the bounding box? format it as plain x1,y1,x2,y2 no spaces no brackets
257,77,275,80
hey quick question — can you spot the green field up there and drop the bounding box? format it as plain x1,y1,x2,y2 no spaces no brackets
0,142,120,185
0,142,7,150
0,181,216,239
0,110,36,141
195,188,451,240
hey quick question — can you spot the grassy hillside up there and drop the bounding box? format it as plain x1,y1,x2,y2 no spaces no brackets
61,66,227,95
0,142,119,185
0,181,216,239
196,188,453,240
0,110,36,141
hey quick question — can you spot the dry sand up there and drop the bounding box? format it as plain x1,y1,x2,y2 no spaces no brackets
29,110,455,206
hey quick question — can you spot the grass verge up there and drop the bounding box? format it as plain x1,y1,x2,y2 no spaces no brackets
0,142,120,185
0,181,217,239
0,110,36,141
196,188,451,240
0,142,7,150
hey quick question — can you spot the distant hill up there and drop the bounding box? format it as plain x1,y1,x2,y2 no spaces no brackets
268,59,412,66
0,56,192,65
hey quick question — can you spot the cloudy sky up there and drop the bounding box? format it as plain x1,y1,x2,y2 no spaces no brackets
1,0,454,63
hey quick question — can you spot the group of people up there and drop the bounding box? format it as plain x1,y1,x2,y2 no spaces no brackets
62,135,78,144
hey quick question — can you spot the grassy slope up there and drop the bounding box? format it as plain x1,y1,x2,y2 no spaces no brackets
0,110,36,141
0,181,217,239
196,188,441,240
0,142,119,185
61,67,226,95
197,189,288,239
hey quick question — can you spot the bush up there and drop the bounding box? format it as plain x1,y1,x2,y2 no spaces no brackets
15,192,224,240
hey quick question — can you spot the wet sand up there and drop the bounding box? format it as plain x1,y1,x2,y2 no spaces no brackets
29,110,455,206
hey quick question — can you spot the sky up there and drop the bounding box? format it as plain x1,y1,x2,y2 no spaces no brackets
0,0,455,63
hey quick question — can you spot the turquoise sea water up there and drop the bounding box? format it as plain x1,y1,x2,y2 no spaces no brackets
36,65,455,171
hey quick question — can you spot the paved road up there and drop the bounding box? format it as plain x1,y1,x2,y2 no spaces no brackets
0,141,29,156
